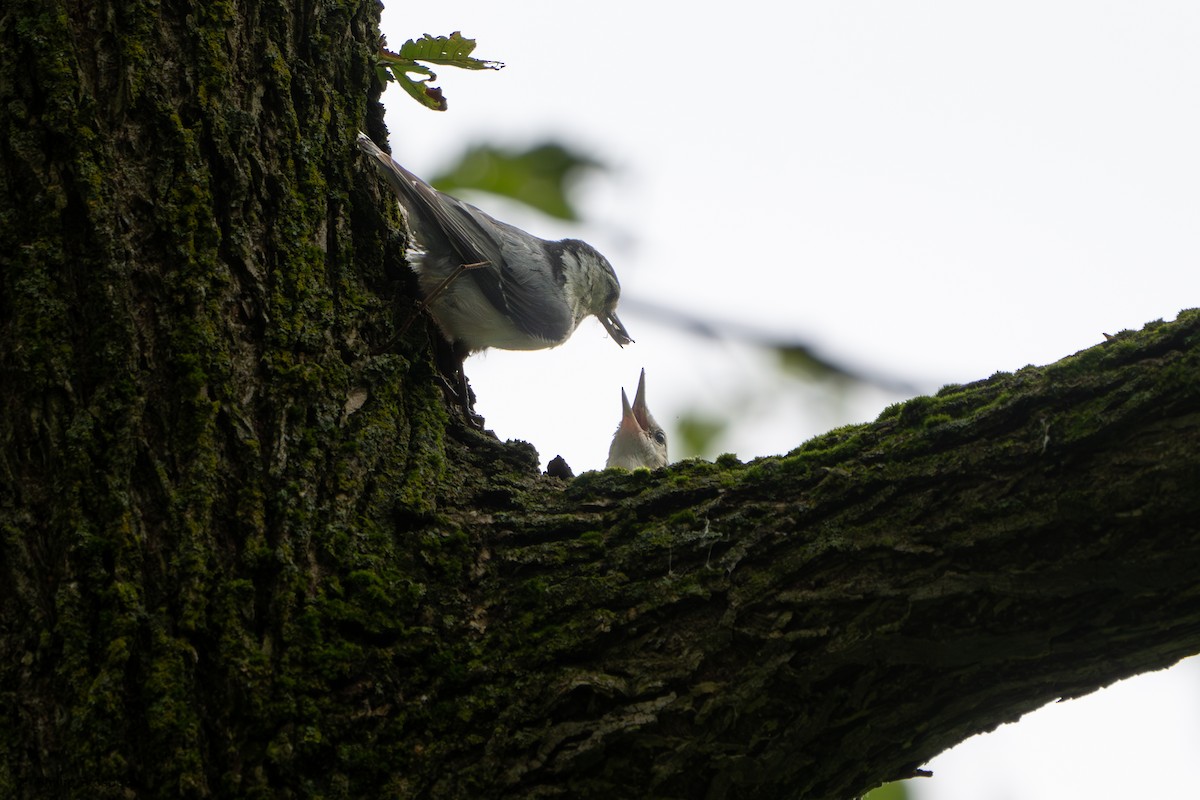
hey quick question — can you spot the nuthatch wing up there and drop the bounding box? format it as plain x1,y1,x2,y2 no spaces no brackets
356,132,632,353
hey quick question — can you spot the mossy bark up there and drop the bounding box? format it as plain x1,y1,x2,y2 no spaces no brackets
3,2,1200,799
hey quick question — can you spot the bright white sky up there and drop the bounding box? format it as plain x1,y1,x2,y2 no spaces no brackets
379,2,1200,797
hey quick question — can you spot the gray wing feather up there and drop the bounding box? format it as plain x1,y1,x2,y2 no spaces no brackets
357,133,572,342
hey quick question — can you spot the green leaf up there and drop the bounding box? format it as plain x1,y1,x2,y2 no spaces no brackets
395,31,504,71
431,143,604,221
377,32,503,112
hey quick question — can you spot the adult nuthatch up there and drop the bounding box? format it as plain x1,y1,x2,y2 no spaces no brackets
606,369,668,470
356,132,632,353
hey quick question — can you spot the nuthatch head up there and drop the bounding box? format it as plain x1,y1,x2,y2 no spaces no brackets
606,368,668,470
356,132,632,353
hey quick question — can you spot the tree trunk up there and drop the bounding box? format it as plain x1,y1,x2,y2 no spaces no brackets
2,2,1199,799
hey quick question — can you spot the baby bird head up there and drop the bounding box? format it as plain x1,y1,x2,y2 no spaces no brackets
606,369,667,470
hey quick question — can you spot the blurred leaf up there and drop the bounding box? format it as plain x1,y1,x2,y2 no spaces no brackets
376,32,503,111
675,412,728,460
776,343,845,382
431,143,604,221
618,297,925,396
862,780,910,800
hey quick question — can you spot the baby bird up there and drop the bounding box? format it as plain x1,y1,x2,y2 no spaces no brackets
606,369,668,470
356,132,632,353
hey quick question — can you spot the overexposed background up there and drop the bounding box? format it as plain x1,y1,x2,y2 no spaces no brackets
378,2,1200,797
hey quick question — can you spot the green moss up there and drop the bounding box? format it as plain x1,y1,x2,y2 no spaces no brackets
568,464,659,496
578,530,607,549
667,508,699,528
716,452,742,468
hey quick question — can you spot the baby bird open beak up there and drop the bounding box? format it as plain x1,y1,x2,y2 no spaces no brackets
629,368,651,429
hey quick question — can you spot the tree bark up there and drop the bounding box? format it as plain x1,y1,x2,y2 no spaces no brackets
3,2,1199,799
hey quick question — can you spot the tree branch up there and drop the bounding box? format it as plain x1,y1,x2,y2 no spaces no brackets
2,1,1198,797
427,313,1200,798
